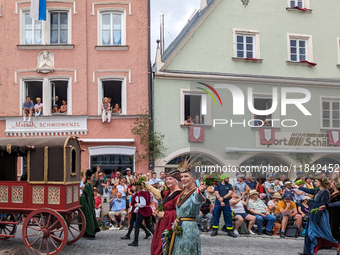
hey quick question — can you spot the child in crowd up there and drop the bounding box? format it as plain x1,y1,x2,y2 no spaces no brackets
293,180,306,204
282,181,294,199
103,178,113,198
273,179,282,194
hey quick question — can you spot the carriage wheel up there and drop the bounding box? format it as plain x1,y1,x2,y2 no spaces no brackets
22,209,68,255
0,214,17,240
64,208,86,244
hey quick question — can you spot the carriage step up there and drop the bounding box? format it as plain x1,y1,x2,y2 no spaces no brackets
0,221,18,225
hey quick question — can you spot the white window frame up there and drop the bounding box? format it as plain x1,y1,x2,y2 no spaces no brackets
233,29,260,59
180,89,211,125
337,38,340,65
252,93,280,128
97,8,126,46
21,10,43,45
321,98,340,129
287,0,310,8
287,33,313,62
20,7,72,45
98,76,127,115
20,76,72,116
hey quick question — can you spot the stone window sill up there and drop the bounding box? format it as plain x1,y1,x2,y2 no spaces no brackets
95,45,129,51
232,57,263,63
180,124,212,128
251,127,281,131
286,61,316,66
286,7,312,13
17,44,75,50
320,128,340,132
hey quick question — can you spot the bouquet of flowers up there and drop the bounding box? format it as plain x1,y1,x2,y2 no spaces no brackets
162,226,183,255
137,176,147,185
311,207,320,214
203,173,220,186
158,204,164,212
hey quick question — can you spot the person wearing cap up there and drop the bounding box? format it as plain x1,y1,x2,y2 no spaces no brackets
245,174,257,190
125,168,135,184
211,173,237,238
148,171,160,185
80,169,100,238
274,193,302,238
233,174,250,197
293,180,306,204
264,176,276,200
268,192,282,213
95,172,106,195
248,190,276,236
143,169,182,254
52,104,60,113
293,178,338,255
282,181,294,200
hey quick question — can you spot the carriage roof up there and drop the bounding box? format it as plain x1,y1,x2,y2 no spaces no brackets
0,136,82,185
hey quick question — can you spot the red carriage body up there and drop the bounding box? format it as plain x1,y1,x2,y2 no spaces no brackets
0,136,86,255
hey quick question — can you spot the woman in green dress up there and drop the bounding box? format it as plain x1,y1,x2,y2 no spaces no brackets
168,158,208,255
80,169,100,238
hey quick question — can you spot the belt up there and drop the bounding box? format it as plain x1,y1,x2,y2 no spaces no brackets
168,217,196,254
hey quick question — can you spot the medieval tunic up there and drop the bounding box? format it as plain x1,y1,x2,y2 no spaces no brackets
79,182,100,237
299,187,338,254
150,189,181,255
171,188,205,255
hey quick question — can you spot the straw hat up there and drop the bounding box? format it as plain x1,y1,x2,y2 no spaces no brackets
249,190,259,196
273,193,282,199
93,187,98,192
284,181,292,186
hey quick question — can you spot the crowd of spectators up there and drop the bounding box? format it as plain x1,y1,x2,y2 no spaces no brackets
79,168,337,240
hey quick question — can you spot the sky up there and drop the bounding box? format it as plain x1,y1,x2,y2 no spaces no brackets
150,0,200,62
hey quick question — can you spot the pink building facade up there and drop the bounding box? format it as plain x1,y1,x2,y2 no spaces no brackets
0,0,150,178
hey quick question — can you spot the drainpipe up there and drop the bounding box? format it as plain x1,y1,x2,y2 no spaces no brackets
148,0,153,170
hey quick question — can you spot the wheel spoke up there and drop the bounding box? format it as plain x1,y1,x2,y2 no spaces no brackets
46,238,49,254
26,233,38,238
69,229,76,239
46,214,52,228
27,225,40,232
48,220,59,231
50,234,63,242
69,225,81,232
48,236,58,250
40,213,45,227
50,228,64,233
33,217,42,229
38,237,43,252
29,236,41,247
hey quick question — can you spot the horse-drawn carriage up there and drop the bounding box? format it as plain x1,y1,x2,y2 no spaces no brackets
0,136,85,255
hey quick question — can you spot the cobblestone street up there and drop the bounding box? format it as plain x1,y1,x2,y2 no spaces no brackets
0,225,337,255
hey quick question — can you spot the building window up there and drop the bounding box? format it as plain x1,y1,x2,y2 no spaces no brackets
100,12,124,46
290,39,307,62
237,35,255,58
322,101,340,128
287,34,313,62
70,147,77,176
233,29,260,59
21,9,71,45
290,0,303,8
102,80,122,113
51,80,68,114
25,81,43,104
183,93,208,125
90,155,133,175
23,12,42,44
252,98,274,127
50,12,68,44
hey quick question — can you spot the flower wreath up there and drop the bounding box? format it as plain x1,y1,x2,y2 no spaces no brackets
316,178,329,184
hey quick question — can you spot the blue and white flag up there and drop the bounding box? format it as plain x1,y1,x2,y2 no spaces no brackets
30,0,46,21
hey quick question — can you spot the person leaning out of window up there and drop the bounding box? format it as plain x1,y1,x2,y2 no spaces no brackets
60,100,67,113
34,97,43,117
101,97,111,123
22,96,34,122
112,103,122,114
52,104,60,113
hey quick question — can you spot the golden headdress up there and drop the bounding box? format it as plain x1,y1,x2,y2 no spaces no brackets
177,155,201,175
